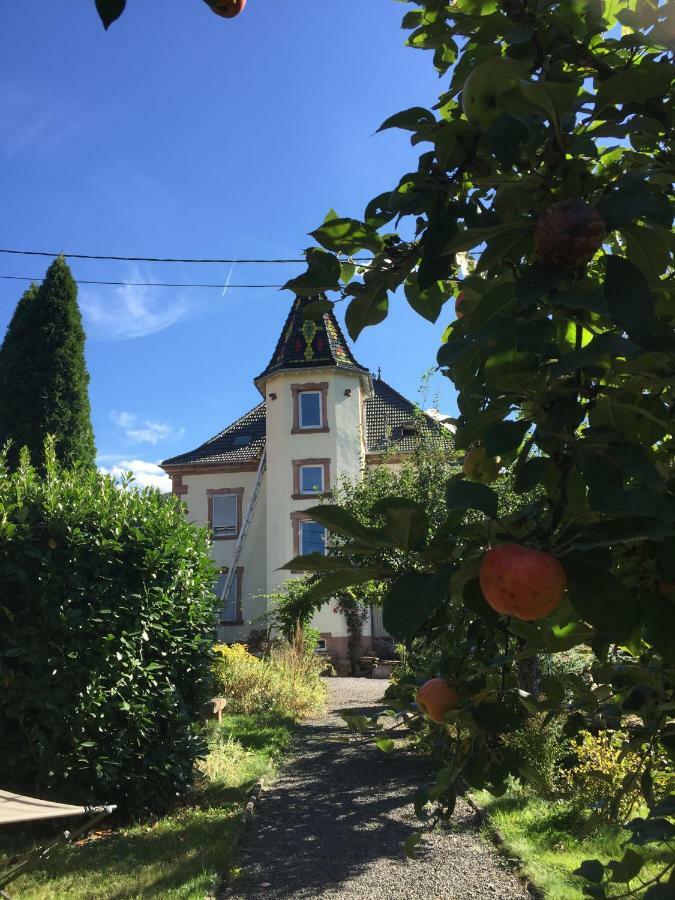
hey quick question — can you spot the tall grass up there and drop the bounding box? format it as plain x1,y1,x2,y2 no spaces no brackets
212,630,327,719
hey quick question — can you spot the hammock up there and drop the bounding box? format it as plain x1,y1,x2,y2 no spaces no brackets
0,791,115,899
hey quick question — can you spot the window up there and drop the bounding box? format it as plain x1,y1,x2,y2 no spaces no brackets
316,639,327,652
299,520,327,556
214,569,242,624
299,391,322,429
291,383,329,434
212,494,237,537
207,487,244,540
292,458,330,499
300,464,324,495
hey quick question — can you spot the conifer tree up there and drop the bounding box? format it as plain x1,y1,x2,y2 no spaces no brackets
0,257,95,469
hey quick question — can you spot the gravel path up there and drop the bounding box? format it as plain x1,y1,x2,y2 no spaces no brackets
222,678,531,900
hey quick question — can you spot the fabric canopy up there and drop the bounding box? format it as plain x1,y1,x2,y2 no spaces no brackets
0,791,111,826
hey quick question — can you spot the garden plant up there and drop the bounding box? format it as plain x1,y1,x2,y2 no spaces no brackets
279,1,675,896
0,442,218,815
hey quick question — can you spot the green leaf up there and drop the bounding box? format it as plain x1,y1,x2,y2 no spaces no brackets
283,248,341,297
453,400,512,450
471,699,521,733
375,737,395,753
485,114,529,169
442,223,528,257
302,569,382,604
574,859,605,884
484,420,530,456
621,223,671,282
383,566,453,639
377,107,436,133
371,497,429,550
302,298,333,321
404,280,451,323
603,255,655,345
302,505,381,546
418,212,458,289
96,0,126,28
567,564,640,642
283,553,361,573
515,457,553,492
446,477,498,519
310,218,384,255
599,184,671,230
549,332,639,377
345,288,389,341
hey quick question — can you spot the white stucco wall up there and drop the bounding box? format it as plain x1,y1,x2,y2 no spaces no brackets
180,468,268,643
260,366,370,640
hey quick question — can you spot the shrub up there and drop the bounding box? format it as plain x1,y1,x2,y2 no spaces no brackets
560,730,643,821
502,715,568,799
212,636,326,719
0,445,218,815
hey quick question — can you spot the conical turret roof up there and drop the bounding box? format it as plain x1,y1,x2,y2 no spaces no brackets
254,294,368,389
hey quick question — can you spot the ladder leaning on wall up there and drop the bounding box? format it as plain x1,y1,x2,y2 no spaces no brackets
218,448,267,618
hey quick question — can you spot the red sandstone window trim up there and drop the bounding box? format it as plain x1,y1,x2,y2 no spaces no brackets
291,382,329,434
291,458,331,500
207,487,244,540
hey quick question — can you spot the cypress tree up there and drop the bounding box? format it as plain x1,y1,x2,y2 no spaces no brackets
0,257,95,469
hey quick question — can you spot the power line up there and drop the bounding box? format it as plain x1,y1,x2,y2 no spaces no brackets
0,248,373,265
0,275,287,289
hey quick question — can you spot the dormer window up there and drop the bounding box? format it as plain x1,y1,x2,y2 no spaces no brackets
291,383,329,434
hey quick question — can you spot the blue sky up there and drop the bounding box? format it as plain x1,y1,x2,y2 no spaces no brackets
0,0,457,489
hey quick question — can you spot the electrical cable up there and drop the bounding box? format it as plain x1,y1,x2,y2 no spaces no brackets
0,248,372,265
0,275,286,289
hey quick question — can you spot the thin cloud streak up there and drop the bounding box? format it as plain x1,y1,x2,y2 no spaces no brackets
81,275,190,340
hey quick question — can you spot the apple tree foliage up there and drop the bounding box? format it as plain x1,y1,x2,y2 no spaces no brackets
284,1,674,894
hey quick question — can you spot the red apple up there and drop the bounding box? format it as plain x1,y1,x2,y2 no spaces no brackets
535,200,605,269
479,543,567,620
203,0,246,18
416,678,460,723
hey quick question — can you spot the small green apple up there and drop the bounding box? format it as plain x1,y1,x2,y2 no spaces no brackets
463,447,501,484
462,57,527,129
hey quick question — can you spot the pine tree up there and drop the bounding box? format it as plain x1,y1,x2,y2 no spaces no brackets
0,257,95,469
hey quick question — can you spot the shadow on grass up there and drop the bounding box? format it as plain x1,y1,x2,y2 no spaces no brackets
1,803,241,900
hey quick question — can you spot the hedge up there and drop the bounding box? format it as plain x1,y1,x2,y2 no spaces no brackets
0,443,218,815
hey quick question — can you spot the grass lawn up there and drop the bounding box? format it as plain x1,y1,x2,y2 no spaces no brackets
0,713,293,899
473,787,670,900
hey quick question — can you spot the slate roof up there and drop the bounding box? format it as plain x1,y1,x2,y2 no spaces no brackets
161,379,447,468
254,294,368,385
365,379,445,454
161,403,266,467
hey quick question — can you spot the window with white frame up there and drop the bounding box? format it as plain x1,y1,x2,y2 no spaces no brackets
299,520,327,556
212,493,238,537
300,464,324,495
214,571,239,623
298,391,322,429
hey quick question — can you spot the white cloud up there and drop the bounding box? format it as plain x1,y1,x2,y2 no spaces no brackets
98,459,171,493
81,276,189,341
110,410,185,445
0,82,84,158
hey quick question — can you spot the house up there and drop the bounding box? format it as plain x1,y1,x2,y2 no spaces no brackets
161,295,445,663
